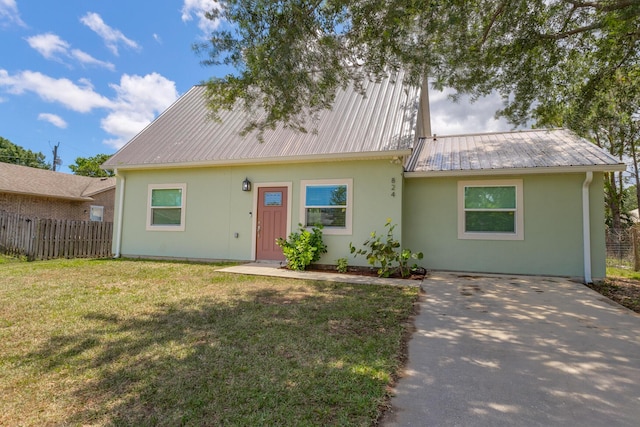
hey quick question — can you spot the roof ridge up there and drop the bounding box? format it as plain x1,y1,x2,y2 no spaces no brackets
428,128,564,140
81,176,116,197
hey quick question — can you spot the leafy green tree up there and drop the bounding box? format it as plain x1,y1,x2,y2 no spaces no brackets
68,154,114,177
624,185,638,214
0,136,49,169
540,66,640,229
195,0,639,134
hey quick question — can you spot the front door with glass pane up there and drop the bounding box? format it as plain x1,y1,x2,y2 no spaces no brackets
256,186,287,261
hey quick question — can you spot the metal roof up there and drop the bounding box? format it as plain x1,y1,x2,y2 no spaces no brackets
0,162,115,201
405,129,626,176
103,72,420,169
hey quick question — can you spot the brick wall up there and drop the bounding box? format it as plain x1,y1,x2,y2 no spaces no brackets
0,189,115,221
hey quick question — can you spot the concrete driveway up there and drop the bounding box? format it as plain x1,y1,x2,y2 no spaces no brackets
383,272,640,427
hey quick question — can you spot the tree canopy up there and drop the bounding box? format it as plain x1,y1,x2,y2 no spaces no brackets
196,0,639,134
0,136,49,169
68,154,115,177
542,64,640,228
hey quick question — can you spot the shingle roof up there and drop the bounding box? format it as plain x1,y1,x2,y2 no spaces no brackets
0,162,115,201
405,129,626,176
102,72,420,169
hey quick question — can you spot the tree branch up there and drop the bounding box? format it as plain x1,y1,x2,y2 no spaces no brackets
481,1,507,45
542,21,605,39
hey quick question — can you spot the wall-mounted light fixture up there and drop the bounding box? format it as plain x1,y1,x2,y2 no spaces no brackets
242,177,251,192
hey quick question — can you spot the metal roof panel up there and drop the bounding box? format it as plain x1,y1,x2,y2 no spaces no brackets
407,129,625,174
103,73,419,169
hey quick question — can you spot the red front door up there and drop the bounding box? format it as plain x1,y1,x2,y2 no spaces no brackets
256,186,288,261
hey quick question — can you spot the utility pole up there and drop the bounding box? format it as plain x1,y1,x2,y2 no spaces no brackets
51,142,61,171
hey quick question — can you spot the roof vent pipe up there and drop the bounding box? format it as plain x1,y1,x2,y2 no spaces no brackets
417,78,432,138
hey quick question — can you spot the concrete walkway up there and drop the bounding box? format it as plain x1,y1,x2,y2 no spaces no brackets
218,262,422,287
383,272,640,427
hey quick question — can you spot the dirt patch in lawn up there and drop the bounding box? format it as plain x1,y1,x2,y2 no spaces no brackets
587,278,640,313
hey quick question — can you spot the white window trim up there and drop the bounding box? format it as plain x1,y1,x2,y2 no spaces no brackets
300,178,353,235
89,205,104,222
457,179,524,240
146,183,187,232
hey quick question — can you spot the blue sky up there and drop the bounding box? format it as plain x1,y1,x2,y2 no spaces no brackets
0,0,512,174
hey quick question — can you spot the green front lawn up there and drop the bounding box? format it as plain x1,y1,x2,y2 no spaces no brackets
0,258,419,426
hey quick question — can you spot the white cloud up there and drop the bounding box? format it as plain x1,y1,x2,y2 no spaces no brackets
0,69,178,149
429,87,515,136
102,73,178,149
0,69,179,149
0,0,25,28
153,33,162,44
181,0,221,35
38,113,67,129
0,69,113,112
70,49,115,71
25,33,115,70
80,12,140,56
26,33,69,59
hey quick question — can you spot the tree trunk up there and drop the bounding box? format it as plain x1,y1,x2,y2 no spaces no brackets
630,138,640,213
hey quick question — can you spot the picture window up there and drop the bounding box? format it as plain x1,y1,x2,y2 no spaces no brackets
300,179,352,235
458,180,523,240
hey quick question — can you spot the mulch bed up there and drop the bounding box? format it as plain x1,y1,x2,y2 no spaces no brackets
587,278,640,313
286,264,427,281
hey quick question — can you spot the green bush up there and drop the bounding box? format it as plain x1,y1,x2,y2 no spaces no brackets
350,218,423,278
336,257,349,273
276,224,327,271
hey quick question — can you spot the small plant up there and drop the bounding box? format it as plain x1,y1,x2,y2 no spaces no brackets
350,218,423,278
336,257,349,273
276,224,327,271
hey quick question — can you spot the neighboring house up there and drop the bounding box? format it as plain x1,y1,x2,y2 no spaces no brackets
102,73,625,282
0,162,116,222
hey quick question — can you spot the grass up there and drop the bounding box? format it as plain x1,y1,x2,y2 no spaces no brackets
0,254,25,264
0,257,419,426
606,265,640,281
592,261,640,313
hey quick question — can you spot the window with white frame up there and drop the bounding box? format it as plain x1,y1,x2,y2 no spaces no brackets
301,179,352,235
458,179,523,240
89,205,104,222
147,183,187,231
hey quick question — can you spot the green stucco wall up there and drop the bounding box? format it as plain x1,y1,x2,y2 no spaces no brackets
114,159,404,265
402,173,606,279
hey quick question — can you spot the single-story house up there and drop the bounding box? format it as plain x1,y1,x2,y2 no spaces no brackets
102,73,625,282
0,162,115,222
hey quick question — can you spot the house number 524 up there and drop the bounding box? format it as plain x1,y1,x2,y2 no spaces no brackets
391,177,396,197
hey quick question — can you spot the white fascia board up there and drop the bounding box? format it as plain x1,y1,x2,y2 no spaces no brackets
404,164,627,178
102,150,413,171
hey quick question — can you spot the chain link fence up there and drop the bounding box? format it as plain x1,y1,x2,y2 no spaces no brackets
606,227,638,268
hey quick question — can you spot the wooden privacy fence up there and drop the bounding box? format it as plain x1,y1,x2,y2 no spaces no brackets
0,211,113,260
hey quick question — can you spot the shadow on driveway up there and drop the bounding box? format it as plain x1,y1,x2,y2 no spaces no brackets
384,273,640,426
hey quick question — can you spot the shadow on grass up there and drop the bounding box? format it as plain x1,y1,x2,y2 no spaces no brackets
26,283,417,426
